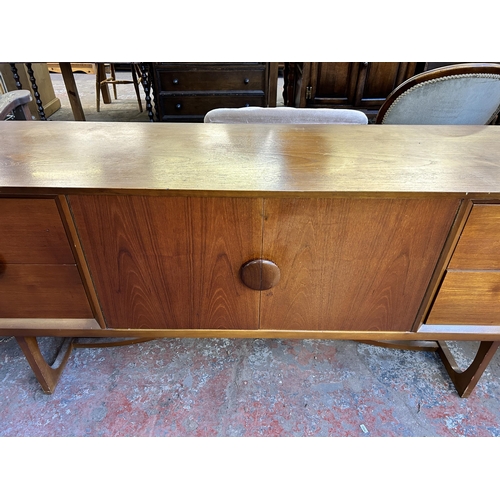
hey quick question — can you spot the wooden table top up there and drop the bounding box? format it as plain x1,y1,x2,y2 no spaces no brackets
1,121,500,196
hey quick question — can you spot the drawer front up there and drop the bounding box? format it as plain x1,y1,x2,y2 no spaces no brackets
449,204,500,270
0,264,94,318
159,95,266,121
0,198,75,264
427,270,500,325
156,67,266,92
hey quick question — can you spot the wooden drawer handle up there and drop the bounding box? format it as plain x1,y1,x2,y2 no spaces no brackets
240,259,280,290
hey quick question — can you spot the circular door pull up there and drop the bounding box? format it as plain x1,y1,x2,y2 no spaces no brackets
240,259,280,290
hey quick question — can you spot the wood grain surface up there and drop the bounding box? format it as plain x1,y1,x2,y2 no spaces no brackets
2,122,500,196
449,204,500,269
0,198,75,264
259,197,460,331
0,264,93,318
427,271,500,325
69,195,262,329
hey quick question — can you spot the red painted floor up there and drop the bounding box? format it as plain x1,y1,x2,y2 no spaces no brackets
1,336,500,436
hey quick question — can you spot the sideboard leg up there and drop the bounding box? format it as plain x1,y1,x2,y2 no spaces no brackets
437,340,500,398
16,337,74,394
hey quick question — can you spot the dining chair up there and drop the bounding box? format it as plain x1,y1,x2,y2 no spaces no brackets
0,89,33,120
96,63,143,112
204,106,369,124
375,63,500,124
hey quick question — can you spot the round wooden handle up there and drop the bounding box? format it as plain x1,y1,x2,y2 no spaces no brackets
240,259,280,290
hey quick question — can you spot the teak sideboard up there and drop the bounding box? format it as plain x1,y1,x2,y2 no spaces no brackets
1,122,500,396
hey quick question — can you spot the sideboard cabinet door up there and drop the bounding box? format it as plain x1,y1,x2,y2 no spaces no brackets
259,198,460,331
69,195,262,330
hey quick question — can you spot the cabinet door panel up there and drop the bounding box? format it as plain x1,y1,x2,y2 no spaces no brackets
69,196,262,330
260,198,459,331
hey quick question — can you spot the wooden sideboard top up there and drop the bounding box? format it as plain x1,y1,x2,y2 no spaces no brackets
1,121,500,196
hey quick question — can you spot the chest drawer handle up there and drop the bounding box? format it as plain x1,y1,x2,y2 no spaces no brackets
175,103,182,110
244,78,250,84
240,259,280,291
173,79,179,85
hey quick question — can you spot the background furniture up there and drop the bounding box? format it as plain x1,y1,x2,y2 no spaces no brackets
0,63,60,119
375,63,500,124
204,106,368,123
96,63,143,113
284,62,421,119
151,63,279,122
0,89,32,120
2,122,500,398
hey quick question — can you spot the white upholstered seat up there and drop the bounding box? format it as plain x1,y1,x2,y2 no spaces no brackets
204,106,368,124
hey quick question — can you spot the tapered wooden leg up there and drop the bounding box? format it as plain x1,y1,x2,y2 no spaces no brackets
16,337,74,394
437,341,500,398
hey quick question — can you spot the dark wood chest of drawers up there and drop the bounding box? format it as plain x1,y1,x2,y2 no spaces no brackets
151,63,277,122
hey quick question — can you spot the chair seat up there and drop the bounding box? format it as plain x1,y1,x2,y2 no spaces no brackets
204,106,368,124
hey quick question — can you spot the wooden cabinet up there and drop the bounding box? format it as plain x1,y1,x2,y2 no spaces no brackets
151,63,278,122
284,62,419,118
0,63,61,119
2,122,500,396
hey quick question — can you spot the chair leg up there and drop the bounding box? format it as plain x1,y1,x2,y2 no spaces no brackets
16,337,74,394
96,68,101,112
110,64,118,100
131,65,143,113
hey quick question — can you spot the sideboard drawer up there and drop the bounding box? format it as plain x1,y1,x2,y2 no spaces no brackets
449,204,500,270
157,67,266,92
0,264,94,318
159,94,266,121
427,270,500,325
0,198,75,264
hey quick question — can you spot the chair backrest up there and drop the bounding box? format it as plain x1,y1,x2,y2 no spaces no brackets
204,106,368,124
375,63,500,125
0,90,33,121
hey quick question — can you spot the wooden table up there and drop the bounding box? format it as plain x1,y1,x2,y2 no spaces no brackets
1,122,500,396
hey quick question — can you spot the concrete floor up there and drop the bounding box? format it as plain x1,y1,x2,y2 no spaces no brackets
2,336,500,436
2,70,500,437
